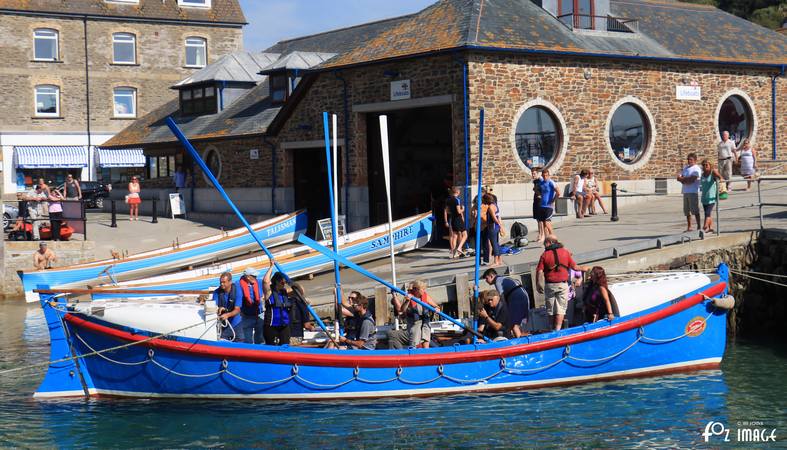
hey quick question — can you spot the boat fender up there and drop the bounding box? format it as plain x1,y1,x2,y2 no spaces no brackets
713,295,735,310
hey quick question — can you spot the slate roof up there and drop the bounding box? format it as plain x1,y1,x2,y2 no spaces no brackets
174,52,280,88
0,0,246,24
319,0,787,68
259,51,337,73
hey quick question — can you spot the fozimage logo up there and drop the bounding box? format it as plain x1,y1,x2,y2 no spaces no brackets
702,421,777,443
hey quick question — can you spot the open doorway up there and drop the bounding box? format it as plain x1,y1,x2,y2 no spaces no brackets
367,105,453,242
292,147,337,237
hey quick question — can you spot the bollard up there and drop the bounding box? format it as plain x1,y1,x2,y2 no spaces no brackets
110,200,117,228
610,183,619,222
151,198,158,224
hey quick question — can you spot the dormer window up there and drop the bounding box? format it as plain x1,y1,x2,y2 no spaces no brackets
270,72,289,104
180,84,217,116
558,0,595,29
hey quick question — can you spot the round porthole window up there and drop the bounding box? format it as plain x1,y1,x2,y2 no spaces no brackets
513,106,562,169
608,103,651,164
718,94,753,147
202,146,222,183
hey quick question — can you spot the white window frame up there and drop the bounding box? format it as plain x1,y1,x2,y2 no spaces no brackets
184,37,207,68
33,28,59,61
112,32,137,64
113,87,137,118
35,85,60,117
178,0,211,8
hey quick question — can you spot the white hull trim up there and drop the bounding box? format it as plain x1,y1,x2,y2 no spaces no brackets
33,357,722,400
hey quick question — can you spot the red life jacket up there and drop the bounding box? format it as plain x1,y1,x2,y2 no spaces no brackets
239,276,261,316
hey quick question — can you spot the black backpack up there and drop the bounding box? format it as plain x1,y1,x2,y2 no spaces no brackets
510,222,528,247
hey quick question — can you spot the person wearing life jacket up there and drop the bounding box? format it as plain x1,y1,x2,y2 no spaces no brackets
213,271,243,341
337,296,377,350
535,234,589,331
238,267,264,344
483,268,530,338
391,280,440,348
262,265,292,346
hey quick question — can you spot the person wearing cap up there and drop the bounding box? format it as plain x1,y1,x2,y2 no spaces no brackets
33,242,56,270
238,267,264,344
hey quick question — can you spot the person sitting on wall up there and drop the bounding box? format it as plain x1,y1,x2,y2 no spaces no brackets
238,267,264,344
483,268,530,338
262,263,292,346
33,242,56,270
477,289,512,342
213,271,243,341
333,296,377,350
288,282,316,346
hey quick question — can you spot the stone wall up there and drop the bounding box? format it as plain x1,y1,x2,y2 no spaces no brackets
0,14,243,134
468,52,786,184
1,241,96,298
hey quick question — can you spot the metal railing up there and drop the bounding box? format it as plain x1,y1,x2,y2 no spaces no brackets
4,200,87,241
557,14,638,33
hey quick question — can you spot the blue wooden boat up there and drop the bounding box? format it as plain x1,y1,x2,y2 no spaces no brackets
19,211,307,302
90,213,433,299
33,265,731,400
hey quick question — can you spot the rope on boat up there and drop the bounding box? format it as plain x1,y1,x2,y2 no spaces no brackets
729,269,787,289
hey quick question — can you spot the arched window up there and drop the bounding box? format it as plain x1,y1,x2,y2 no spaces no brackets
33,28,59,61
718,94,753,147
185,37,207,68
35,85,60,116
112,33,136,64
202,147,222,183
514,106,563,169
113,87,137,118
608,102,652,164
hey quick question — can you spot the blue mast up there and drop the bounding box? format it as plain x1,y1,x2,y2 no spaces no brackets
472,109,485,343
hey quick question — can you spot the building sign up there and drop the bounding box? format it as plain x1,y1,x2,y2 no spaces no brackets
249,149,259,160
390,80,411,101
169,193,186,218
676,85,701,101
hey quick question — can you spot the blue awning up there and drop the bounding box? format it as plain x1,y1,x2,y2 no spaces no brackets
14,146,88,168
96,148,146,168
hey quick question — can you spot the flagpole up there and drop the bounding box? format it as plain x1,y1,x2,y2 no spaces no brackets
472,109,485,343
323,112,343,336
378,115,399,329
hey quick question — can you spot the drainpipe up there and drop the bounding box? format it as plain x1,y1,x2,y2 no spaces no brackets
772,65,785,161
335,71,350,217
83,17,93,181
262,135,277,214
461,56,470,228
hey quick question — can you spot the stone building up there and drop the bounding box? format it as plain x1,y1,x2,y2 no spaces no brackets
0,0,245,195
102,0,787,234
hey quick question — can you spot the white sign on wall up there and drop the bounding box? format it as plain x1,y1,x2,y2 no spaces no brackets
249,149,259,160
390,79,411,101
676,85,702,101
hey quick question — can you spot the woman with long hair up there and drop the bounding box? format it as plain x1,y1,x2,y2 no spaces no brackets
583,266,614,323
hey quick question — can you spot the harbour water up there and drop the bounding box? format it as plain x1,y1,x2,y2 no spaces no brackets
0,300,784,448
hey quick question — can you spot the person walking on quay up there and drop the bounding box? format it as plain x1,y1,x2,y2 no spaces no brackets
481,193,504,267
64,173,82,201
47,188,64,241
532,169,544,243
536,234,589,331
33,242,56,270
717,131,737,191
444,186,468,259
700,160,722,233
535,169,558,243
678,153,702,232
21,184,48,241
238,268,264,344
126,176,141,221
736,139,757,191
173,164,187,193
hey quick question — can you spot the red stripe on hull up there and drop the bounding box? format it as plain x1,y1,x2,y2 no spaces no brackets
64,282,725,368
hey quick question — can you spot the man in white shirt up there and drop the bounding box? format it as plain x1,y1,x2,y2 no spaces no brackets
717,131,737,191
677,153,702,232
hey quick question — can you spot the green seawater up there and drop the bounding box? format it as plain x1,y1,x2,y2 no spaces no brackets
0,300,784,448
